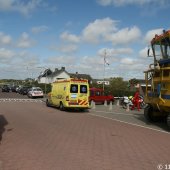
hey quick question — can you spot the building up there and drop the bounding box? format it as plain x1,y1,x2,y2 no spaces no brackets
37,67,92,84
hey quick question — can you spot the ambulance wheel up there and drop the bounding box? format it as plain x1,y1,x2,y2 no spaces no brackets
144,105,154,122
59,102,65,111
167,114,170,129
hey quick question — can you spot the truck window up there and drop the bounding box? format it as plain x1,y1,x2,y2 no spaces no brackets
70,84,78,93
80,85,87,93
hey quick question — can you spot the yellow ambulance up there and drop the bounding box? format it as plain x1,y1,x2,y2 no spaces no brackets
46,78,89,111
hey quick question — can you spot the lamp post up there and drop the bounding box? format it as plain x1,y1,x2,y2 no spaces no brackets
37,66,48,96
103,49,109,91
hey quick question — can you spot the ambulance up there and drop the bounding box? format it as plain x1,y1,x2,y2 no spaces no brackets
46,78,89,111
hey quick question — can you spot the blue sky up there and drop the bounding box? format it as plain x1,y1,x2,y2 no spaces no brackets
0,0,170,80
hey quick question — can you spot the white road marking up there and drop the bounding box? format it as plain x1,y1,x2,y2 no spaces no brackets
95,110,135,116
88,112,170,135
0,98,43,103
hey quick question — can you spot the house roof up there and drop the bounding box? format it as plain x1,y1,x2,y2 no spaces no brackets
69,73,92,80
48,67,70,77
38,69,52,78
37,67,93,81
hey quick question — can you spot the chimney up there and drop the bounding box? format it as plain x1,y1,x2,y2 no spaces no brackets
61,67,65,71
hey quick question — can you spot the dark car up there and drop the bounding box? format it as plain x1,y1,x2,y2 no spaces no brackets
2,85,10,92
19,86,31,95
11,85,18,92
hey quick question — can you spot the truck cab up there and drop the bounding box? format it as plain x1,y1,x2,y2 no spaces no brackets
144,30,170,128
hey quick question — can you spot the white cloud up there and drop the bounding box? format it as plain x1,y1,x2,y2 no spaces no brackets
0,32,12,45
58,44,78,53
50,44,78,53
81,55,104,65
120,57,134,65
97,0,169,7
0,0,42,16
0,0,56,16
46,56,77,65
98,48,133,57
139,47,148,58
110,26,141,45
17,32,35,48
82,17,118,44
144,28,163,44
60,31,80,43
31,25,49,34
0,48,15,60
0,48,40,67
81,18,141,45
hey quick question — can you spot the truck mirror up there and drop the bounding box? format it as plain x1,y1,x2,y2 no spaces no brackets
147,47,153,57
147,48,150,57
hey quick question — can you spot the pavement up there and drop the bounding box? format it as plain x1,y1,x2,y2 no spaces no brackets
0,101,170,170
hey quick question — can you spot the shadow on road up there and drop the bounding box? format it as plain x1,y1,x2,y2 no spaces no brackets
0,115,8,143
133,113,170,132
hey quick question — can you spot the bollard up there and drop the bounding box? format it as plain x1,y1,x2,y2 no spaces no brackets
116,99,120,106
91,100,96,109
104,100,107,107
109,101,113,111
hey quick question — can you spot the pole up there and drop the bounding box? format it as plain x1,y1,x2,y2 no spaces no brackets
103,49,106,91
45,70,47,96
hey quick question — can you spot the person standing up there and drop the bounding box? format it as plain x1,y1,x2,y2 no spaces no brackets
131,89,140,111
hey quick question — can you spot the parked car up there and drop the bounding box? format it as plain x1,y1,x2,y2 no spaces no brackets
19,86,31,95
27,87,44,98
2,85,10,92
11,85,19,92
89,87,114,104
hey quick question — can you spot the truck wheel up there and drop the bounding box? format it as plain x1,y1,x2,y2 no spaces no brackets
46,99,50,107
140,102,146,109
59,102,65,111
167,114,170,129
144,105,154,122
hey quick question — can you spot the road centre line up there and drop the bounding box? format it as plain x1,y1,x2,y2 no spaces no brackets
87,112,170,135
94,110,136,116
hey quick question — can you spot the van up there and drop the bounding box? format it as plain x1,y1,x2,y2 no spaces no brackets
46,78,89,111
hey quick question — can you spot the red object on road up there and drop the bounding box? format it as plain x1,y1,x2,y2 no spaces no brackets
131,90,140,111
89,87,114,104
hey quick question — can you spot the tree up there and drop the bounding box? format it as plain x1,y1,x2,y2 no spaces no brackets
109,77,129,96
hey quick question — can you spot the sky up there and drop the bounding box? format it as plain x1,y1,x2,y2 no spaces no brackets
0,0,170,80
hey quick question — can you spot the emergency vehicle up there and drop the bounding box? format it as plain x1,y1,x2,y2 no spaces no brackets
46,78,89,111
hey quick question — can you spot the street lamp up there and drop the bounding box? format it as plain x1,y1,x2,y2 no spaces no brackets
103,49,109,91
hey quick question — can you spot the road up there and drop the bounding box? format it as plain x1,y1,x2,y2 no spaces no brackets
0,91,170,170
1,91,168,132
